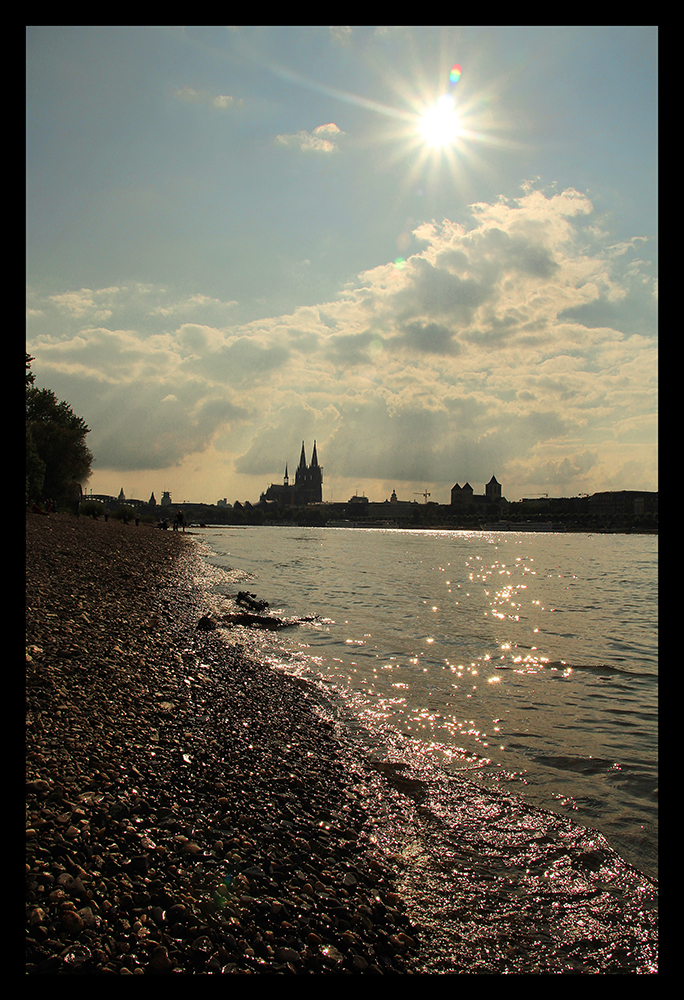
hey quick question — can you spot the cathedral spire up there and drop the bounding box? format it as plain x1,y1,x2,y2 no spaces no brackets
284,463,289,486
311,440,319,467
299,441,307,469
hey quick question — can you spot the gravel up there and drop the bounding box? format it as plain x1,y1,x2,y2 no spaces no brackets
25,512,658,975
26,512,423,975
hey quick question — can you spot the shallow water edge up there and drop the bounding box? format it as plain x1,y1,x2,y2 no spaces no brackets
186,534,658,974
26,516,658,973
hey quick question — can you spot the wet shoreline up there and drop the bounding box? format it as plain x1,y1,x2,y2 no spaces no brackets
25,514,657,974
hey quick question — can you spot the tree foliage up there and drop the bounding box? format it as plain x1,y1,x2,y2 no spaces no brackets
26,354,93,505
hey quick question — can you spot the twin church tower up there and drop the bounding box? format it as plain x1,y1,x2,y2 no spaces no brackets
260,441,323,507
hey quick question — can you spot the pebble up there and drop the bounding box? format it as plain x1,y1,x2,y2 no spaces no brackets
25,514,420,975
27,514,657,975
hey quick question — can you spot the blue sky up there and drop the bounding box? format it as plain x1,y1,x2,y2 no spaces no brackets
26,26,657,504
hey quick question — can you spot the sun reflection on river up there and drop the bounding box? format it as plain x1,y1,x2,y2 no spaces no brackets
198,525,658,878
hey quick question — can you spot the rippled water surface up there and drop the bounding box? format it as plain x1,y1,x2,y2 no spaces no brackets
195,526,658,879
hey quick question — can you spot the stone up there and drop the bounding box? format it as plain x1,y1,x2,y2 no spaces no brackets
61,909,84,935
27,779,51,794
275,946,301,965
320,944,344,964
147,945,174,973
191,935,214,953
76,906,100,929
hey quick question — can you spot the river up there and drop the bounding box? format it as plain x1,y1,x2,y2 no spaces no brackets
192,525,657,881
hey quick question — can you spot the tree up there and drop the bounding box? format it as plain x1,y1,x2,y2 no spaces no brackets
26,355,93,506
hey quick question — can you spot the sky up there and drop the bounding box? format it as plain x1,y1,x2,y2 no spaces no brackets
26,25,658,505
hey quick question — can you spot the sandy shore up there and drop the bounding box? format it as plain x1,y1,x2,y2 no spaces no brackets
26,513,658,974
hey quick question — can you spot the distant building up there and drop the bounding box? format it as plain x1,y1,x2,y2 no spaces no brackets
160,491,172,507
486,475,502,502
260,441,323,506
452,475,504,506
588,490,658,517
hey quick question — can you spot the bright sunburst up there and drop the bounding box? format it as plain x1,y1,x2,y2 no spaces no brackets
419,94,462,149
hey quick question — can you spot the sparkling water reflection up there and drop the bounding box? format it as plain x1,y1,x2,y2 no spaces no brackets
196,526,657,878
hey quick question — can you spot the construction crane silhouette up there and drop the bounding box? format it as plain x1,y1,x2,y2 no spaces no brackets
414,490,431,503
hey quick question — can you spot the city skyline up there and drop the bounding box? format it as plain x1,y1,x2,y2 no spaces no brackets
27,27,657,504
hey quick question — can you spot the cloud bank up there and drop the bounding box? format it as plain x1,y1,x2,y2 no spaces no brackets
26,185,657,502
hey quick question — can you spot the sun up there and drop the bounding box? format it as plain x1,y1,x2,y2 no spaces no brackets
419,94,462,149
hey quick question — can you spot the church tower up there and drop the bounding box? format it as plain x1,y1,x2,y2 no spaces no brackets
486,474,502,502
310,440,322,501
293,441,323,504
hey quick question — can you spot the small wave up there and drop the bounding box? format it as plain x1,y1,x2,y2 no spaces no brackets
533,753,616,776
543,660,655,679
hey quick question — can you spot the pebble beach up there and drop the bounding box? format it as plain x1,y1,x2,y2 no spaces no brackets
25,513,658,975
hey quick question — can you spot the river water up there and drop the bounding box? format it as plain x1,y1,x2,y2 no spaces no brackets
192,525,657,881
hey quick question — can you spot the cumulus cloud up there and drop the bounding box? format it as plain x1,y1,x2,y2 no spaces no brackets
48,287,120,321
26,186,657,499
398,320,460,355
275,122,344,153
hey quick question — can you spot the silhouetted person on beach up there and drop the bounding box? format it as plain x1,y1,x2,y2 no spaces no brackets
70,481,83,517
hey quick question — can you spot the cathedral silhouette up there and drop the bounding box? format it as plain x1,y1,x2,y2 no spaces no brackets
260,441,323,506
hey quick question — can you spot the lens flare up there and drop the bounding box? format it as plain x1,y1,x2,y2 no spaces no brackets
449,64,462,85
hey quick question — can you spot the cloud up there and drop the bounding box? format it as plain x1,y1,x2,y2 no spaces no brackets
48,287,120,321
398,320,460,355
26,186,657,499
275,122,345,153
329,26,353,47
174,86,204,103
174,86,242,110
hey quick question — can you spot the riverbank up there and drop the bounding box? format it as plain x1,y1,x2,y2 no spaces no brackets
26,512,423,974
26,513,658,974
